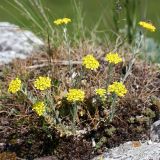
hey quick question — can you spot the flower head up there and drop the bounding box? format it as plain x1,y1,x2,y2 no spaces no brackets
66,89,85,102
34,76,51,91
139,21,156,32
105,52,122,64
54,18,71,25
107,81,127,97
82,54,100,70
8,78,21,94
63,18,71,24
32,101,45,116
95,88,106,97
54,19,63,25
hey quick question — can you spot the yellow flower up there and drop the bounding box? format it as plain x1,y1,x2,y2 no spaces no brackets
139,21,156,32
95,88,106,97
62,18,71,24
54,18,71,25
82,54,100,70
54,19,63,25
8,78,21,94
107,81,127,97
34,76,51,91
105,52,122,64
66,89,85,102
32,101,45,116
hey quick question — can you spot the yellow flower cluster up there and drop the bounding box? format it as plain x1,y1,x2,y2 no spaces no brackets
107,81,127,97
54,18,71,25
34,76,51,91
66,89,85,102
8,78,21,94
32,101,45,116
82,54,100,70
95,88,106,97
139,21,156,32
105,52,122,64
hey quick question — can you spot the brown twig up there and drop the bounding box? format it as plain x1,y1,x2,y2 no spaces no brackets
27,60,82,69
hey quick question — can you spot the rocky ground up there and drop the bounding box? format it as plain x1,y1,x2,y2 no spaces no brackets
93,120,160,160
93,141,160,160
0,23,160,160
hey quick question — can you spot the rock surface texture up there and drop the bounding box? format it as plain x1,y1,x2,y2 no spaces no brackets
0,22,43,65
150,120,160,142
93,120,160,160
93,141,160,160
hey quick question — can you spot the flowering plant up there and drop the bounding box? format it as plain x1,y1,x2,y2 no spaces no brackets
66,89,85,102
34,76,51,91
82,54,100,70
7,49,127,136
139,21,156,32
105,52,122,64
54,18,71,25
8,78,22,94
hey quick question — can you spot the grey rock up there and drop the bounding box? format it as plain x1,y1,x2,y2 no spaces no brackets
93,141,160,160
0,22,44,65
150,120,160,142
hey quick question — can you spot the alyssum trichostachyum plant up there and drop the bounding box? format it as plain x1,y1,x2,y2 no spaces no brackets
7,19,156,136
54,18,72,76
7,51,127,136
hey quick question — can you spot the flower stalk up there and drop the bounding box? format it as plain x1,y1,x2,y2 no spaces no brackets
71,102,78,134
109,94,117,122
63,27,72,76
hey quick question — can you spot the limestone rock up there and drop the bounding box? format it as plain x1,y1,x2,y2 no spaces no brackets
150,120,160,142
93,141,160,160
0,22,44,65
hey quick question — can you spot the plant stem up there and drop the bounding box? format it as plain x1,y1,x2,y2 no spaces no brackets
63,27,72,76
20,89,33,105
109,94,117,122
106,64,113,87
71,103,77,134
